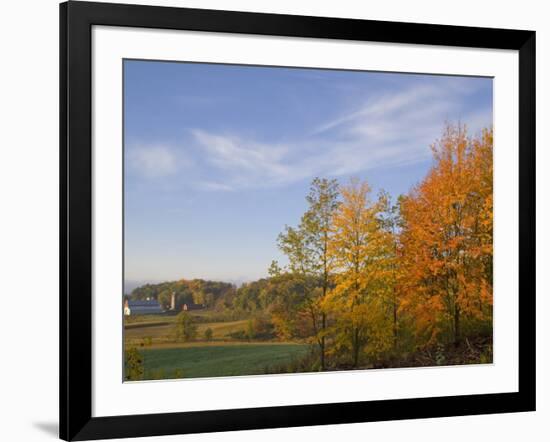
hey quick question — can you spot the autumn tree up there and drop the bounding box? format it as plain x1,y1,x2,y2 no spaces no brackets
399,124,493,346
325,179,394,367
278,178,339,370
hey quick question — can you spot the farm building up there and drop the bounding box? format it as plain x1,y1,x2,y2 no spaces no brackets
124,299,163,316
182,302,205,311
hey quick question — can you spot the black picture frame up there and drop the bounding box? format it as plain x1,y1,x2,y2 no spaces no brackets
60,1,536,440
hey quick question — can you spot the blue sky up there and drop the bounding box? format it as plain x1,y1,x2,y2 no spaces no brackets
124,60,492,290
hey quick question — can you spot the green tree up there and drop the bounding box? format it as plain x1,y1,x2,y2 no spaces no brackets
264,263,308,340
204,327,213,341
278,177,339,370
175,311,198,342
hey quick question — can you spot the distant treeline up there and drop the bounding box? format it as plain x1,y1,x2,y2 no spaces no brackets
129,279,236,311
128,276,315,322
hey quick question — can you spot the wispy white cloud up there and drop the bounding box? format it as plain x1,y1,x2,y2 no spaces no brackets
313,84,440,135
192,130,289,175
197,181,235,192
189,78,491,191
127,145,185,178
191,130,295,189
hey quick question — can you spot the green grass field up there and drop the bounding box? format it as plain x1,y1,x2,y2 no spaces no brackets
139,343,310,379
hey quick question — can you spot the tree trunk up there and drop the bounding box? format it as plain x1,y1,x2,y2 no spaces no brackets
393,301,398,348
320,312,326,370
453,304,461,345
353,328,360,367
320,238,328,371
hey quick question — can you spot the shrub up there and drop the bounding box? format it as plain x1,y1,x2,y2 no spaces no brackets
124,347,144,381
226,330,247,340
204,327,213,341
150,369,165,380
264,347,320,374
435,343,446,366
143,336,153,346
246,315,274,340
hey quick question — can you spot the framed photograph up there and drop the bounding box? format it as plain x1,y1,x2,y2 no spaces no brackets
60,1,535,440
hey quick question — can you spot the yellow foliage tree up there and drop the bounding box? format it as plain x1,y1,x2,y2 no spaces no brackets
325,179,394,367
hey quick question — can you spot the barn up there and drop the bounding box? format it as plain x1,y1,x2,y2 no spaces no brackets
124,299,163,316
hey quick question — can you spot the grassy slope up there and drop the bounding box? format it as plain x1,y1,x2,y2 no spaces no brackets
124,319,248,346
141,343,309,379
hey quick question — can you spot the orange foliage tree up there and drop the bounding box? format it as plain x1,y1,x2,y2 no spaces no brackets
399,124,493,346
